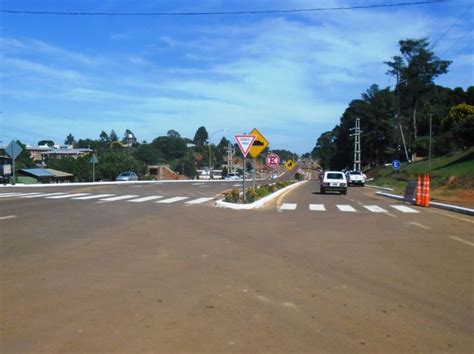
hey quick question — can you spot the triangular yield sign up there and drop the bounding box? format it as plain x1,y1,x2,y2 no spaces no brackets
235,134,256,158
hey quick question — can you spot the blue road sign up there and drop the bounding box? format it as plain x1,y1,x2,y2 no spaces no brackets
392,160,401,169
5,140,23,160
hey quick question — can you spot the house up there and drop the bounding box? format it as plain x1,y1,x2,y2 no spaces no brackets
18,168,74,183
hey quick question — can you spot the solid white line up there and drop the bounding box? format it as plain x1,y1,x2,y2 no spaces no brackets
364,205,388,213
280,203,297,210
449,236,474,247
0,215,16,220
127,196,164,203
337,205,357,212
185,197,214,204
100,195,139,201
309,204,326,211
46,193,91,199
22,192,67,198
72,194,115,200
391,205,419,213
156,196,189,204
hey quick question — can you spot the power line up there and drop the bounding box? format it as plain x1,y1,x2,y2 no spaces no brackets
432,5,473,48
1,1,450,17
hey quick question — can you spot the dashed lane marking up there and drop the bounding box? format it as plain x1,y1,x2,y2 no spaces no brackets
309,204,326,211
46,193,91,199
280,203,297,210
337,205,357,212
0,215,16,220
185,197,215,204
127,196,164,203
449,236,474,247
99,195,139,202
363,205,387,213
156,196,189,204
390,205,419,213
73,194,116,200
408,221,431,230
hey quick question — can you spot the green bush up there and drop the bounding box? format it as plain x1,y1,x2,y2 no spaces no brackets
224,189,240,203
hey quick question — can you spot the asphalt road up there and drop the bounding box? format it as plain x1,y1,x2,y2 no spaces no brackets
1,172,473,353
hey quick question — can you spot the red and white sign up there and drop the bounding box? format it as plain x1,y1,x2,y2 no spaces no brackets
235,134,256,158
265,153,280,168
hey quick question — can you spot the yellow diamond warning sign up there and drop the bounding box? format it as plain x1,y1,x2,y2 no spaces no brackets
248,128,269,158
285,159,296,171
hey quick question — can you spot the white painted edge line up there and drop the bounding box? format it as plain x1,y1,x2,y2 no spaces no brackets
365,184,394,191
0,215,16,220
376,192,474,216
309,204,326,211
215,180,308,210
449,236,474,247
280,203,297,210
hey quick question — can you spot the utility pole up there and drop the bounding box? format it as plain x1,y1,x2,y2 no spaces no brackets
396,69,411,163
227,142,234,173
350,118,362,171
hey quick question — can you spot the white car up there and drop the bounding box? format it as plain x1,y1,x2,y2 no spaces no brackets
225,172,240,180
320,171,348,195
115,171,138,181
345,171,366,186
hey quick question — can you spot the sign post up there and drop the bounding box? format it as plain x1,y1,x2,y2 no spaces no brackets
265,153,280,183
248,128,269,191
5,140,23,185
235,134,256,203
392,160,401,170
90,153,98,182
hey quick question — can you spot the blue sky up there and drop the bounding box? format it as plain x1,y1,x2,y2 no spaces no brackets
1,0,473,153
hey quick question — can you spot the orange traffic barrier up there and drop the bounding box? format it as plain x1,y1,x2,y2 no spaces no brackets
425,174,430,207
421,174,427,207
415,174,422,206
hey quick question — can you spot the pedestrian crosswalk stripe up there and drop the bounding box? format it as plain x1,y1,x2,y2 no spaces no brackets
73,194,116,200
127,196,164,203
23,192,67,198
0,192,33,198
309,204,326,211
100,195,139,202
185,197,214,204
156,196,189,204
390,205,419,213
46,193,91,199
337,205,357,212
280,203,297,210
363,205,387,213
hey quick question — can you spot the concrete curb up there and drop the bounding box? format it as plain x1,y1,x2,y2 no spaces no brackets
365,184,394,192
0,179,265,188
376,192,474,216
215,180,308,210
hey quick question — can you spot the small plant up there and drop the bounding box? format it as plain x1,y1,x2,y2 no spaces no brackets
224,189,240,203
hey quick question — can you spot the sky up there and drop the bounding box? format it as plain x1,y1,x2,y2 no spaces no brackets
1,0,473,154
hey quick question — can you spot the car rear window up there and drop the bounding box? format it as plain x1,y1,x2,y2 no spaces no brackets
350,172,362,175
327,173,344,179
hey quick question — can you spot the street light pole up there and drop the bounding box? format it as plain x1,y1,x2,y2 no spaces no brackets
208,129,228,179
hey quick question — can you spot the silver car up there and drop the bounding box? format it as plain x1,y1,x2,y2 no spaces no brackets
116,171,138,181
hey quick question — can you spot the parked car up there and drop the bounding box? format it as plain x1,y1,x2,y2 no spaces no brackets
345,171,366,186
224,172,240,180
320,171,348,195
115,171,138,181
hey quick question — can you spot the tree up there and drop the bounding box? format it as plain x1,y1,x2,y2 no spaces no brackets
385,38,451,143
133,144,164,165
122,129,137,146
14,141,35,169
38,140,55,147
193,126,208,147
167,129,181,138
152,136,187,161
441,103,474,150
311,130,337,169
109,130,119,142
65,133,76,145
97,150,145,181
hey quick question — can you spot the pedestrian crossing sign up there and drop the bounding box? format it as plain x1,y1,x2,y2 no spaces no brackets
285,159,296,171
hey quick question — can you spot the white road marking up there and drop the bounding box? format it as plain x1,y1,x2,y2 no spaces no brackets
391,205,419,213
185,197,214,204
0,215,16,220
73,194,116,200
364,205,387,213
100,195,139,201
192,183,205,186
309,204,326,211
233,184,241,187
127,196,164,203
449,236,474,247
156,196,189,204
22,192,67,198
337,205,357,212
280,203,297,210
408,221,431,230
46,193,91,199
0,193,30,198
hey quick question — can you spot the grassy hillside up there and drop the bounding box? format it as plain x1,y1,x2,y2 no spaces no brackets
367,147,474,206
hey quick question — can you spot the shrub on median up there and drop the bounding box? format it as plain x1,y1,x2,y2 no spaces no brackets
223,180,294,204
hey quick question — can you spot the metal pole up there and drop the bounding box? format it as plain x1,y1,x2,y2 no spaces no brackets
92,160,95,182
253,158,256,189
12,157,16,185
243,156,247,202
208,144,211,180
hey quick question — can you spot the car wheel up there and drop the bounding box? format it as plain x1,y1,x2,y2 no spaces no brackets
342,190,347,195
320,188,325,194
